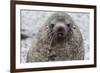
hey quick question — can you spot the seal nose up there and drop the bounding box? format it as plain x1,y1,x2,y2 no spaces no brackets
57,27,64,32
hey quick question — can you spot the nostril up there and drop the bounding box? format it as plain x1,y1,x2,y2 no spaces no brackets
58,27,64,32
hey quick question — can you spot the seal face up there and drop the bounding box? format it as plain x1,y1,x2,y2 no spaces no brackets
27,12,84,62
49,14,71,41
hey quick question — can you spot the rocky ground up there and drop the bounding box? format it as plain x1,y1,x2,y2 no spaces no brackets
20,10,90,63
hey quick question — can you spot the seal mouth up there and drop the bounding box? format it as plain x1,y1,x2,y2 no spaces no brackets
57,32,64,37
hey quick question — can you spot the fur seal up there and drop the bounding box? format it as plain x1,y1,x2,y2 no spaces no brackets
26,12,84,62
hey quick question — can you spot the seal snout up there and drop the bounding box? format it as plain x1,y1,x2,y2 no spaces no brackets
53,22,68,38
56,26,65,37
57,26,65,32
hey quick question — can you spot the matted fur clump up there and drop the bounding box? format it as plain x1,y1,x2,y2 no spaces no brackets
26,12,84,62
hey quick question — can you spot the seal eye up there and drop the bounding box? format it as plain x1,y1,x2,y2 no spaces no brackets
50,24,55,28
66,24,70,27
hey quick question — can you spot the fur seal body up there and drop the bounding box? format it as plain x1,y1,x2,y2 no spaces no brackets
27,12,84,62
